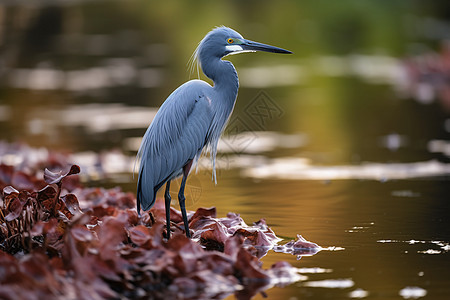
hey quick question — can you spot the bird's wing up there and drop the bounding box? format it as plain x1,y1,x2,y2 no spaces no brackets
137,80,213,211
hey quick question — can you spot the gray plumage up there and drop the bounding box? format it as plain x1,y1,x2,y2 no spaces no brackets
136,26,291,238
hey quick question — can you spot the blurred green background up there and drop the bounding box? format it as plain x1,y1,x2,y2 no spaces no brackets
1,0,449,163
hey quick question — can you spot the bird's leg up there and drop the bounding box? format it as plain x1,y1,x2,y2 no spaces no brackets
178,174,191,238
179,161,193,238
164,180,172,239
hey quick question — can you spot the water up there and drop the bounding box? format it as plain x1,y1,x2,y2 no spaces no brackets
1,1,450,299
162,166,450,299
259,180,449,299
148,153,450,300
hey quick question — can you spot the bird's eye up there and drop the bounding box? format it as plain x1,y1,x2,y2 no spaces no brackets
227,38,234,44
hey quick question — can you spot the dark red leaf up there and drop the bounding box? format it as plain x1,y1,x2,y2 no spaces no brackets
273,234,321,256
200,222,229,251
292,234,320,250
5,196,24,221
2,185,18,196
68,225,93,256
168,234,205,274
60,193,82,215
190,206,217,220
92,205,117,218
70,226,93,243
43,219,66,247
67,165,81,176
44,165,80,185
98,213,128,261
235,247,269,281
19,253,59,289
37,185,57,203
129,225,151,246
224,235,245,260
69,211,92,226
125,209,139,226
30,221,45,237
43,168,64,185
189,207,217,230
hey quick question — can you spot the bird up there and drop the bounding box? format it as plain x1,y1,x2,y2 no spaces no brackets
136,26,291,239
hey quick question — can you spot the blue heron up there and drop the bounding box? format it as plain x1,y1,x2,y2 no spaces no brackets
137,26,291,239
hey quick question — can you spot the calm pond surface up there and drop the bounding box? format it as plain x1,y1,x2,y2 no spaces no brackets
1,1,450,299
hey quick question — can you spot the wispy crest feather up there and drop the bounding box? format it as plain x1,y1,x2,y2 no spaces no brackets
188,41,201,79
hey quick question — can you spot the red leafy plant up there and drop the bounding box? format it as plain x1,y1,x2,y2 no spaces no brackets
0,165,80,254
0,163,318,300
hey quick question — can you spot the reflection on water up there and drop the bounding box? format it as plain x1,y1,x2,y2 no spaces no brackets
1,1,450,299
8,64,164,91
242,158,450,180
378,239,450,255
46,103,157,133
399,286,428,299
349,288,370,298
303,278,355,289
218,131,308,154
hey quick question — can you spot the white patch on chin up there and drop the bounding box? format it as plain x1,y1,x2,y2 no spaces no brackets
225,50,255,57
225,45,243,52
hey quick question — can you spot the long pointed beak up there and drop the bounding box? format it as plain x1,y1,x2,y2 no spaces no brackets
242,39,292,54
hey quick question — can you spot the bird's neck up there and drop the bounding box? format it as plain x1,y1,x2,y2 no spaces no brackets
202,58,239,151
203,59,239,102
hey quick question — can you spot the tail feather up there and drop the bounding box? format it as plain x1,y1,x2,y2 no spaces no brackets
136,162,156,213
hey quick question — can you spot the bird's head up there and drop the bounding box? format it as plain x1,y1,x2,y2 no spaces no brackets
195,26,292,62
